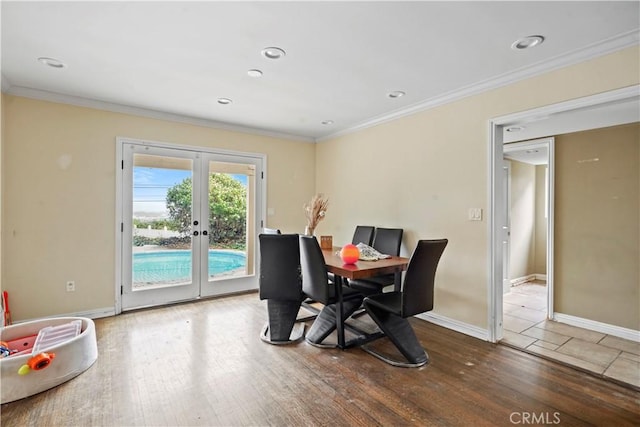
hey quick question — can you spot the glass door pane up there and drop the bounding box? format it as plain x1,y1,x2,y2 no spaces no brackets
132,154,194,288
199,155,259,297
122,145,201,310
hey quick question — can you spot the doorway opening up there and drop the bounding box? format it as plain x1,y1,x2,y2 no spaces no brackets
488,85,639,343
501,138,554,345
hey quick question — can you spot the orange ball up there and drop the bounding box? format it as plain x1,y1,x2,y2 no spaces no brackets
340,244,360,264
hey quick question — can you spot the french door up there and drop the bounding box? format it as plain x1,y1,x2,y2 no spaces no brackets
119,141,263,311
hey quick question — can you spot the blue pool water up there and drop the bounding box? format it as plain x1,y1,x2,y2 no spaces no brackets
133,250,246,283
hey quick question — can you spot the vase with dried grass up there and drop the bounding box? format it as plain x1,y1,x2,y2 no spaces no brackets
303,193,328,236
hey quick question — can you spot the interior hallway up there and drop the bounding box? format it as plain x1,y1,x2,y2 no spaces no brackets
501,281,640,389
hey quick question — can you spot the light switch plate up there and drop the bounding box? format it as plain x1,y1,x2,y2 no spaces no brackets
468,208,483,221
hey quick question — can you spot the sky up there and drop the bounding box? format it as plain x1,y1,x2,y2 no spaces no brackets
133,167,247,217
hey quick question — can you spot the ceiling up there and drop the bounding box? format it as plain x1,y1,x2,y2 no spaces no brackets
2,1,639,142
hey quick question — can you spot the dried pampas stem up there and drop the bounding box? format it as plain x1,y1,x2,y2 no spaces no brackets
303,193,329,235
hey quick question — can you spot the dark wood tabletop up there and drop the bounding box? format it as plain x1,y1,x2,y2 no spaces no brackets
321,247,409,280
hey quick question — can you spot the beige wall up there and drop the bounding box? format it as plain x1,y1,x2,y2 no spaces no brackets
509,160,536,280
534,165,547,274
2,96,315,320
507,161,547,282
2,46,639,330
316,46,639,329
555,123,639,330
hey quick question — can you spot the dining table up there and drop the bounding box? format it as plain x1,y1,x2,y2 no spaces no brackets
320,247,410,349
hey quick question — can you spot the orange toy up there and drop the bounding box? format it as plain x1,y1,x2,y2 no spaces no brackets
28,352,56,370
340,244,360,264
18,352,56,375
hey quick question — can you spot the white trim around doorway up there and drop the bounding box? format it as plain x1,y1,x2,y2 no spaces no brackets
487,85,640,343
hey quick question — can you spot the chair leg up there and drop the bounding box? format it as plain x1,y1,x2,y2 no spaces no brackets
260,299,305,344
298,298,320,322
362,303,428,367
305,298,362,347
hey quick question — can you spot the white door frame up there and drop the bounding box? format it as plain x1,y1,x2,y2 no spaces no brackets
115,137,267,314
503,137,555,317
502,160,511,295
487,85,639,343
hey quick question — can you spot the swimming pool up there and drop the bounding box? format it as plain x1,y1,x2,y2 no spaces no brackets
133,250,246,284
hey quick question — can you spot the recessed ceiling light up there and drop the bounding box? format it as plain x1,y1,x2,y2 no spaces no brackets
247,69,263,78
506,126,525,132
37,57,67,69
261,47,286,60
511,35,545,50
217,98,232,105
388,91,405,99
321,120,334,125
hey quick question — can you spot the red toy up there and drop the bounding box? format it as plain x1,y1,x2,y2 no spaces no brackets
2,291,12,326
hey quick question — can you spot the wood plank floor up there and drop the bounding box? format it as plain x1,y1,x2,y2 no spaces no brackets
2,292,639,426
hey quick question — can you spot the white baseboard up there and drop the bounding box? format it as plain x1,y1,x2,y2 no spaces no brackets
70,307,116,319
510,274,547,286
554,313,640,343
417,312,489,341
14,307,116,324
510,274,536,286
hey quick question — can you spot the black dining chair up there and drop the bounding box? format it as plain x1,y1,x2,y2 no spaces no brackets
362,239,448,367
349,227,404,295
299,235,364,347
263,227,281,235
351,225,375,246
258,233,305,344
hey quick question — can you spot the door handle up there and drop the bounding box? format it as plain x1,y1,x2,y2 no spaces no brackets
202,230,208,236
193,231,199,236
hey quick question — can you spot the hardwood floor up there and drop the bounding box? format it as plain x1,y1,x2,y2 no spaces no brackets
2,292,639,426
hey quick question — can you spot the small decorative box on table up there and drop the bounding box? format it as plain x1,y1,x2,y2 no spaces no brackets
320,236,333,250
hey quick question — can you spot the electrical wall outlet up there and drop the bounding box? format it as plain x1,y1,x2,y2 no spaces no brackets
66,281,75,292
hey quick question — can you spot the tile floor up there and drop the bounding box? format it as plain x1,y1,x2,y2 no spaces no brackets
501,281,640,389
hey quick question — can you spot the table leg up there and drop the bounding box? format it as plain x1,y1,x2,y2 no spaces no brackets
335,275,345,348
394,270,402,292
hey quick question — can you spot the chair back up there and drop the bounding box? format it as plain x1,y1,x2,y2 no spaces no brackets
299,235,331,304
258,234,302,301
401,239,448,317
352,225,375,246
372,228,403,256
263,228,281,235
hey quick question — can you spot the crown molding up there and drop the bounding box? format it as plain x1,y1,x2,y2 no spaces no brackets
317,30,640,143
3,85,315,143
